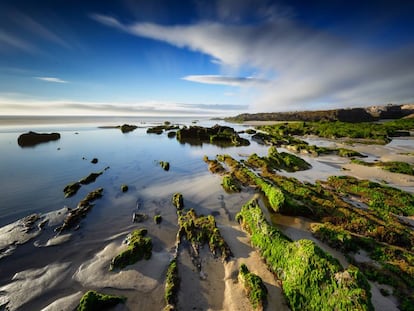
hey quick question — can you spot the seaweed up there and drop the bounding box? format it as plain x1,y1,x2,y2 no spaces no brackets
77,290,126,311
110,228,152,270
239,264,267,310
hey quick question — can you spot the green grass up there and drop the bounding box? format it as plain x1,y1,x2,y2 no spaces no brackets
236,199,373,311
110,228,152,270
77,290,126,311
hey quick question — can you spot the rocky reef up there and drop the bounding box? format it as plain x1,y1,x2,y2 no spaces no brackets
17,131,60,147
238,263,267,311
176,124,250,147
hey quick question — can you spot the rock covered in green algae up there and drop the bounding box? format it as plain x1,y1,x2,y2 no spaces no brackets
56,188,103,233
121,184,128,192
118,124,137,133
17,131,61,147
109,228,152,270
176,124,250,147
178,208,232,261
172,193,184,210
238,264,267,311
154,214,162,224
164,258,180,310
77,290,126,311
159,161,170,171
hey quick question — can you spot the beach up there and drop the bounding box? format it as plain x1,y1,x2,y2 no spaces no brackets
0,117,412,310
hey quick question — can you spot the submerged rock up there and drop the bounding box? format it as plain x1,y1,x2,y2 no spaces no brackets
17,131,60,147
121,184,129,192
132,212,147,223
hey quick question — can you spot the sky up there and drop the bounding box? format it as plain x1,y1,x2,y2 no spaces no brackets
0,0,414,116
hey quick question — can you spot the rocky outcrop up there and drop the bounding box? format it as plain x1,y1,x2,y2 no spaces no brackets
17,131,60,147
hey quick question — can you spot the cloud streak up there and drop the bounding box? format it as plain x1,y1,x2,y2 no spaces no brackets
0,94,246,116
94,14,414,111
182,75,267,86
35,77,68,83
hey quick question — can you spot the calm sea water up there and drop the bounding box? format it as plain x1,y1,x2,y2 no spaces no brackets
0,116,262,227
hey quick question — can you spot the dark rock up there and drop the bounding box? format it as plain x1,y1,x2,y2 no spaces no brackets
63,182,81,198
132,212,147,223
121,184,128,192
91,158,98,164
56,188,103,233
119,124,137,133
159,161,170,171
17,131,60,147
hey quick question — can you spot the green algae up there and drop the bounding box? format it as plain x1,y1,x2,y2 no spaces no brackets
178,208,231,261
236,199,373,311
172,193,184,210
110,228,152,270
164,258,180,310
239,264,267,310
77,290,126,311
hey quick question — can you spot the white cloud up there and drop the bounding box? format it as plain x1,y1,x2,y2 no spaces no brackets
35,77,68,83
0,94,246,116
182,75,267,86
94,15,414,111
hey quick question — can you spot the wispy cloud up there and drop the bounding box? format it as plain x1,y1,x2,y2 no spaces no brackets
182,75,267,86
94,14,414,111
0,30,36,53
35,77,68,83
0,94,246,116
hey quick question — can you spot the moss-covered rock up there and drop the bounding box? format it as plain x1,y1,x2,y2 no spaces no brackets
119,124,137,133
203,156,226,174
222,174,241,193
172,193,184,210
110,228,152,270
121,184,128,192
63,182,81,198
160,161,170,171
17,131,60,147
154,214,162,224
239,264,267,310
77,290,126,311
56,188,104,233
164,258,180,309
176,124,250,147
236,199,373,311
178,209,231,261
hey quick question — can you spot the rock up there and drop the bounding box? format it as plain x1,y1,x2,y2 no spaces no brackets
17,131,60,147
119,124,137,133
63,182,81,198
172,193,184,210
121,184,128,192
132,213,147,223
159,161,170,171
91,158,98,164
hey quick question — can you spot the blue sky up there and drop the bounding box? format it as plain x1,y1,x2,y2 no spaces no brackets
1,0,413,116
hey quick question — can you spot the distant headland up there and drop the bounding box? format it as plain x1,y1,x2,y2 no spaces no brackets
225,103,414,123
